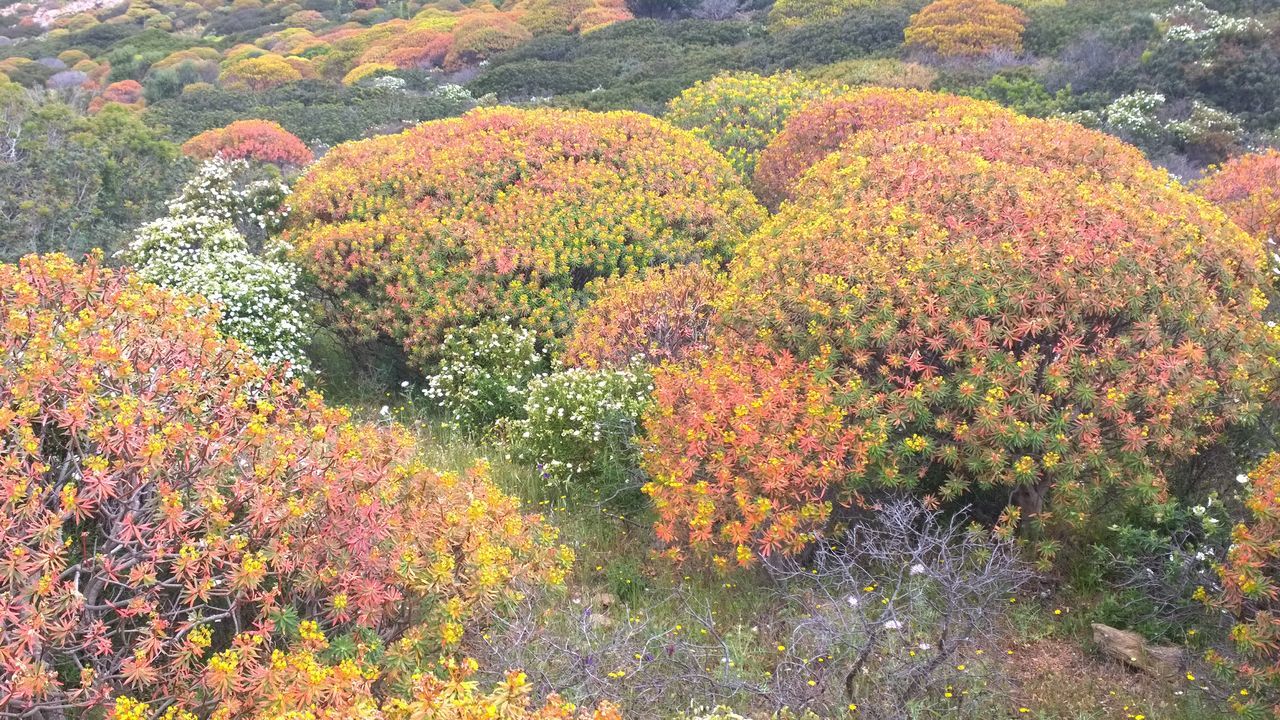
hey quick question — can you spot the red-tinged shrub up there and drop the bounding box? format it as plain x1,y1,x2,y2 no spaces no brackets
641,346,875,566
826,106,1154,189
1213,452,1280,710
903,0,1026,57
514,0,594,35
285,107,764,369
563,264,723,370
182,119,314,168
88,79,144,113
751,88,1003,209
444,15,533,70
1196,149,1280,243
669,140,1278,560
219,53,303,91
0,254,570,717
572,5,632,32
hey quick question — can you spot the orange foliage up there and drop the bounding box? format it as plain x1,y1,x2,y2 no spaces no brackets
0,253,571,717
285,107,763,369
88,79,144,113
903,0,1027,57
564,264,723,370
648,116,1278,562
752,88,999,209
1196,149,1280,243
182,119,314,168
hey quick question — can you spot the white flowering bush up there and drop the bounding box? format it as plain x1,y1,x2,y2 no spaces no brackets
431,83,475,104
1102,90,1167,145
1155,1,1262,51
123,214,313,376
509,366,653,497
424,322,547,431
169,157,292,245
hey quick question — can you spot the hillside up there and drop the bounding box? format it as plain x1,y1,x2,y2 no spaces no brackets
3,1,1280,719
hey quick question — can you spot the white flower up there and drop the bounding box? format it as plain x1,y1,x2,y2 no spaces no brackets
1191,505,1206,517
379,405,389,416
882,620,903,630
846,595,860,607
910,563,926,575
1238,473,1250,484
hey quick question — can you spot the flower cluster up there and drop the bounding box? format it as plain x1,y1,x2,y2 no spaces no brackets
564,265,723,370
665,71,840,179
510,365,653,493
424,322,547,432
1155,0,1263,50
286,107,764,370
167,156,292,239
646,92,1280,562
122,159,311,376
182,119,314,169
902,0,1026,58
0,253,571,718
751,88,996,209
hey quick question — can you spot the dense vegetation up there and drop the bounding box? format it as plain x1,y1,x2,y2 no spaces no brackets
4,0,1280,718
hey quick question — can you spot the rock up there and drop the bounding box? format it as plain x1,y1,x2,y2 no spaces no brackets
587,613,614,630
590,592,617,610
1091,623,1184,680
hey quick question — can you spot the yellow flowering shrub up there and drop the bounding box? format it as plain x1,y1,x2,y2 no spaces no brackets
285,106,764,368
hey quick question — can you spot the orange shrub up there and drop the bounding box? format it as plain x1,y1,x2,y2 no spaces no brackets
182,119,314,168
641,346,867,565
88,79,144,113
564,264,723,370
286,107,764,369
1196,149,1280,243
444,15,533,70
751,88,1001,209
0,253,571,717
651,134,1277,561
903,0,1027,57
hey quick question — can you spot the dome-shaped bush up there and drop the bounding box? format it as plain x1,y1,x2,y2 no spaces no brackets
903,0,1026,57
647,133,1278,564
752,88,1000,209
1196,149,1280,243
181,119,314,168
0,253,569,717
665,71,839,179
286,106,765,368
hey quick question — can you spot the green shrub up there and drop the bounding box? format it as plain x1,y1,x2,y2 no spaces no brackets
746,3,916,70
425,322,548,432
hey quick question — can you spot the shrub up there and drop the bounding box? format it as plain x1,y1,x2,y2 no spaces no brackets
219,53,303,90
0,253,571,718
181,118,314,168
1196,149,1280,244
1213,452,1280,711
343,60,398,85
665,71,838,178
767,0,876,31
88,78,144,112
763,500,1033,716
563,264,722,370
752,88,997,209
703,138,1277,559
641,346,860,563
749,3,912,69
425,322,548,431
804,58,937,90
510,366,653,498
444,15,534,71
903,0,1027,57
122,214,313,375
286,106,764,369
